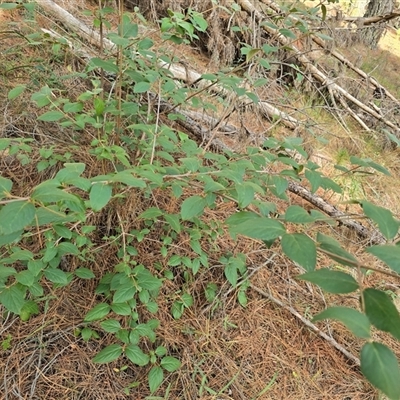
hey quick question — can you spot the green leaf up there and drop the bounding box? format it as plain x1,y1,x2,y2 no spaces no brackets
35,206,70,225
38,110,65,122
0,3,19,9
15,270,35,287
111,171,146,187
53,225,72,239
111,302,131,316
236,183,255,208
181,293,193,308
321,4,327,21
272,175,288,196
19,300,39,321
350,156,390,176
44,268,69,285
181,196,207,220
139,207,163,219
367,245,400,274
155,346,167,357
90,57,119,73
281,233,316,271
75,268,95,279
90,183,112,211
320,177,342,193
0,177,12,199
113,285,136,303
317,233,358,267
134,266,162,291
56,163,86,180
227,214,285,241
313,307,370,339
57,242,79,256
148,366,164,393
180,157,200,172
361,342,400,400
284,205,315,223
164,214,181,233
224,259,239,286
63,102,83,113
297,269,358,294
134,81,151,93
84,303,111,322
0,265,17,281
278,28,297,39
81,327,95,341
121,14,138,38
363,288,400,340
362,201,399,240
8,85,26,100
0,230,23,246
160,356,181,372
125,344,150,366
171,301,184,319
0,285,26,314
0,201,35,235
32,182,80,203
386,130,400,147
93,344,123,363
100,319,121,333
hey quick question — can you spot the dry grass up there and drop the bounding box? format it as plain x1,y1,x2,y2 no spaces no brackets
1,2,400,400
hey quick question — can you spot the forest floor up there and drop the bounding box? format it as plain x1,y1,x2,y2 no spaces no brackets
1,2,400,400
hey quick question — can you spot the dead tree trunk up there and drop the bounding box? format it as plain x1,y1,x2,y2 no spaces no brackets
360,0,394,48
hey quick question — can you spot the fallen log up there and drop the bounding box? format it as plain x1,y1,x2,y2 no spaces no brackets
253,0,400,131
261,0,399,104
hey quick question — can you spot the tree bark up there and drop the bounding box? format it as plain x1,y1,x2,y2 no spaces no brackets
360,0,394,48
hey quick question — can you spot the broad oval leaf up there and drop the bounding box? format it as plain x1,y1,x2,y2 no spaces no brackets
362,201,399,240
297,269,358,294
181,196,207,220
84,303,111,322
92,344,123,364
313,306,371,339
113,285,136,303
32,182,80,203
363,288,400,340
0,230,23,246
75,268,96,279
305,169,322,193
160,356,181,372
148,366,164,393
38,110,65,122
134,81,151,93
100,319,121,333
89,182,112,211
125,344,150,366
0,285,26,314
111,171,146,187
361,342,400,400
0,201,35,235
281,233,316,271
284,205,315,223
111,302,131,316
134,266,162,291
44,268,69,285
0,177,12,199
236,183,255,208
89,57,119,73
367,245,400,275
227,214,285,241
15,270,35,287
317,233,358,267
